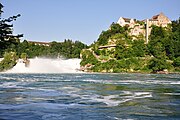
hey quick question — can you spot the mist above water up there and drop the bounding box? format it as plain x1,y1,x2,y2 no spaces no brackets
6,58,82,73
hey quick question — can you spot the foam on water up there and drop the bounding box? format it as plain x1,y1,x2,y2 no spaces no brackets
164,93,180,95
6,58,82,73
82,79,180,85
0,82,18,88
61,85,153,107
84,91,152,107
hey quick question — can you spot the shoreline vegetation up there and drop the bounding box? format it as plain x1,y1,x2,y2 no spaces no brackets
0,3,180,74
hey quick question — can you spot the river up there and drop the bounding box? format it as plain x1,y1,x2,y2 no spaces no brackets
0,73,180,120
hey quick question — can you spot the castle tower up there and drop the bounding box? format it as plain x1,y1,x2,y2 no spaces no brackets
146,19,149,44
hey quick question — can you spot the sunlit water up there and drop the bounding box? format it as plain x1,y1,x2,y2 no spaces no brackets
0,73,180,120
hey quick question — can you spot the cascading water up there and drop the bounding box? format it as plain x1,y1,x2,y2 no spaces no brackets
6,58,82,73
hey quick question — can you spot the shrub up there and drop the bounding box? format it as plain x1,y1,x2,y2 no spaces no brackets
80,50,99,66
0,52,17,71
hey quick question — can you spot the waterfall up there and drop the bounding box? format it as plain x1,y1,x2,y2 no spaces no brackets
6,58,82,73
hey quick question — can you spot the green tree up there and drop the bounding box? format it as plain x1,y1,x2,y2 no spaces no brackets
80,50,99,66
72,41,88,58
173,57,180,67
148,25,168,59
132,40,146,57
20,53,27,60
0,3,23,57
114,44,126,59
149,25,167,40
171,18,180,58
97,23,127,46
0,52,17,71
148,58,172,72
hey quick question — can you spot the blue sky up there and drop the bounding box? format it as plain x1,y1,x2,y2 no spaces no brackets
1,0,180,45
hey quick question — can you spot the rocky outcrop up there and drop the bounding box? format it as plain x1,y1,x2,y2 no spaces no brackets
24,59,30,67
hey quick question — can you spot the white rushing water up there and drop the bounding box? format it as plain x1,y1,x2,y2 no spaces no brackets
6,58,82,73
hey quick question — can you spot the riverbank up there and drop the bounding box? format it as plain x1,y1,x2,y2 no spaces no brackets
79,66,180,74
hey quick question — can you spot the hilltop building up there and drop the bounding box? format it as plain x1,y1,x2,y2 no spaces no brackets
28,41,50,46
117,12,171,43
117,17,135,28
145,12,171,27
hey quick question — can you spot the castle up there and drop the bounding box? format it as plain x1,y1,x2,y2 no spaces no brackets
117,12,171,43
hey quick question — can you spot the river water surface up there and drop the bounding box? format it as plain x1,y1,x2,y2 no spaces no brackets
0,73,180,120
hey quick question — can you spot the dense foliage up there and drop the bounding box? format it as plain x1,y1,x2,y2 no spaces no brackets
81,19,180,73
80,50,99,67
2,39,88,59
0,52,17,71
17,39,88,58
97,23,128,46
